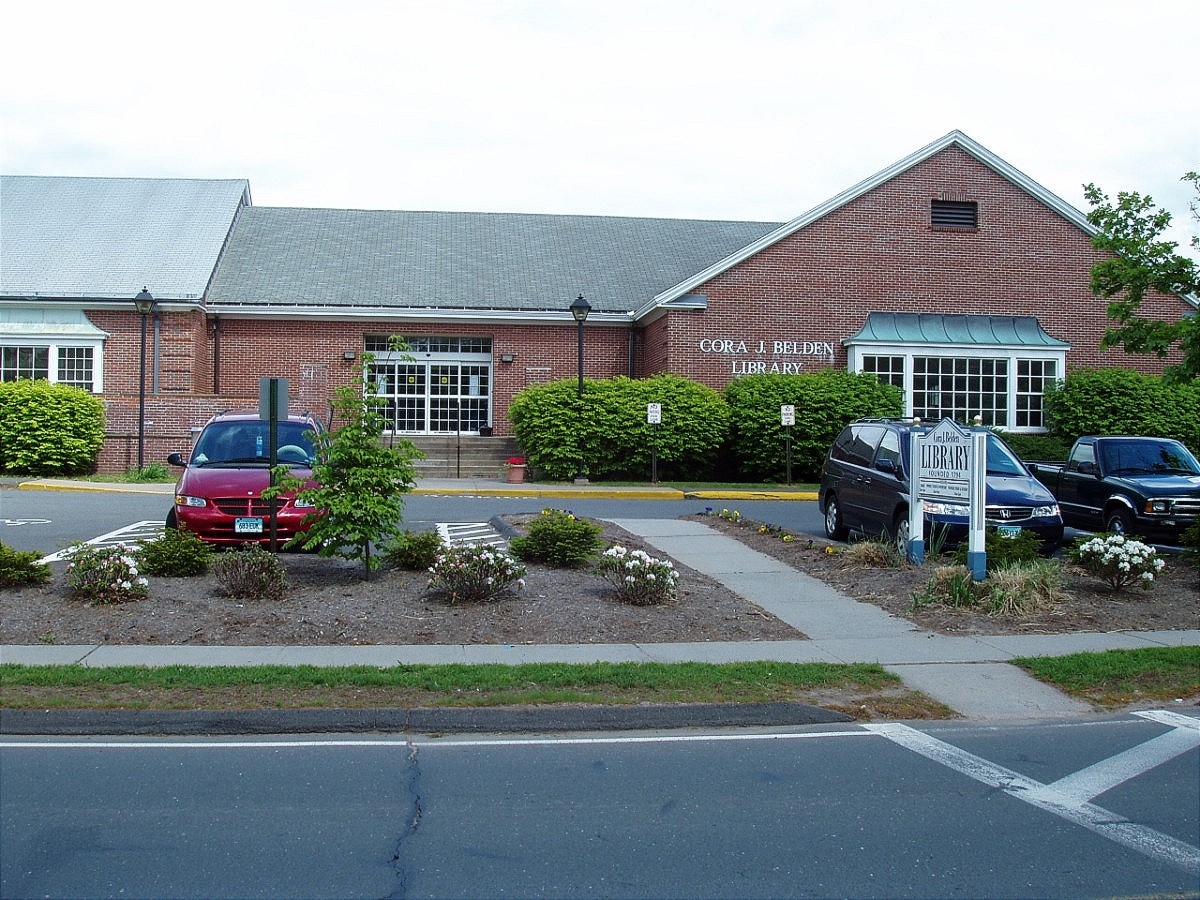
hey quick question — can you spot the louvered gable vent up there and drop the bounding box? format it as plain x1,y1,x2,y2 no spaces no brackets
931,199,978,227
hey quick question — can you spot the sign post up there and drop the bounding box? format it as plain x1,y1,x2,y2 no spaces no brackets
647,403,662,483
967,424,988,581
781,405,795,485
259,378,288,552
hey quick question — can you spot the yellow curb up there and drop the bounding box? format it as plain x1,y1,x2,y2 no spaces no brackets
412,487,688,499
16,481,175,495
687,490,818,501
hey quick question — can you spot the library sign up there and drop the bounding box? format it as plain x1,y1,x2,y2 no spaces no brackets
698,337,837,375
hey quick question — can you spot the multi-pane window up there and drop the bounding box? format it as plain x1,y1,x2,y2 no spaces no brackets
57,347,95,390
861,355,904,389
0,345,97,391
1015,359,1057,428
912,357,1008,426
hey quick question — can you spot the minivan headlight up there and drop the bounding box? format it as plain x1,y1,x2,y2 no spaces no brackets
175,495,206,508
922,500,969,517
294,498,316,509
1032,504,1060,518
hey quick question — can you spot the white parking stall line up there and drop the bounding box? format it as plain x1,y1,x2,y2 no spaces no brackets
39,520,165,564
865,720,1200,876
436,522,507,548
0,518,52,527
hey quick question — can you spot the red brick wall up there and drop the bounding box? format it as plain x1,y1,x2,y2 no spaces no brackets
94,315,632,472
654,146,1189,388
86,146,1191,472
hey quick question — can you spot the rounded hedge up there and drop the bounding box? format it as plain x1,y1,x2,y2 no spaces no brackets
0,380,106,475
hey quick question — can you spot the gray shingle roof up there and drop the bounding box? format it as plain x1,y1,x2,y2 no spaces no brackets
207,207,780,313
0,175,249,301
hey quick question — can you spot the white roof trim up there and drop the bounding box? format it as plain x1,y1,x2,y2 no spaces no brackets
205,304,635,326
633,130,1098,319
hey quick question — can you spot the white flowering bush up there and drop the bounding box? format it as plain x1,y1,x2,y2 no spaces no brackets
427,544,526,603
1071,533,1165,592
64,542,149,604
594,545,679,606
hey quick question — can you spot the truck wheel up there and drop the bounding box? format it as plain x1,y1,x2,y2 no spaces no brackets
823,494,848,540
1103,507,1135,537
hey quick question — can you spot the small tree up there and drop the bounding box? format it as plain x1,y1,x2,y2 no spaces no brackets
1084,173,1200,384
274,386,422,574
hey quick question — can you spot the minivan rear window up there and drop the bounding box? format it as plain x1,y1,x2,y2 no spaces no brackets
832,425,885,466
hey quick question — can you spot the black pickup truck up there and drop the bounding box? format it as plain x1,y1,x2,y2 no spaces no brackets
1030,436,1200,543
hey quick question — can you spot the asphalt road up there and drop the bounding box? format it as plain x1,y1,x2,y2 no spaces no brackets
0,488,828,557
2,714,1197,898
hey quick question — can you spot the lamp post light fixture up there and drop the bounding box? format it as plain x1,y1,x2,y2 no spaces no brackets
569,294,591,484
133,287,156,471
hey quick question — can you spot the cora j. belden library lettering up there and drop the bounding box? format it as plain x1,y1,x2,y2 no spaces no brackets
698,337,838,375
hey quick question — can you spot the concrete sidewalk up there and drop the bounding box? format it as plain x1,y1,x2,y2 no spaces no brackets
3,478,1196,723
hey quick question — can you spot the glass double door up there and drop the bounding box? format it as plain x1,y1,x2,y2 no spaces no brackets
369,362,490,433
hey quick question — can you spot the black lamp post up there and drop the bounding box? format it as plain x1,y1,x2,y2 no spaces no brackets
133,287,156,470
569,294,591,483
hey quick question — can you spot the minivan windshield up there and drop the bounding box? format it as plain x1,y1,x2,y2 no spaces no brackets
985,434,1027,476
191,420,318,466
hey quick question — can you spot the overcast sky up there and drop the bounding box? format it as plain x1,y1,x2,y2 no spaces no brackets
3,0,1197,250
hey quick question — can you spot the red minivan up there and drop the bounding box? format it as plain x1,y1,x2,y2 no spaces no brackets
166,412,322,547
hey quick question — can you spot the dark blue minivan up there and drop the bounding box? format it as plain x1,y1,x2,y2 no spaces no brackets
818,419,1064,553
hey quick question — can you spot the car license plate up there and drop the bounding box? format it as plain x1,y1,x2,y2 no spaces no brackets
995,524,1022,538
235,517,264,534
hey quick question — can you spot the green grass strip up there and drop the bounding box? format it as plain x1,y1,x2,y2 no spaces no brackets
1013,646,1200,703
1,661,894,692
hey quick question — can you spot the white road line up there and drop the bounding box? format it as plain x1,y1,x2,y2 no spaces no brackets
436,522,507,547
1026,726,1200,807
0,731,874,751
39,520,165,563
865,721,1200,876
1136,709,1200,731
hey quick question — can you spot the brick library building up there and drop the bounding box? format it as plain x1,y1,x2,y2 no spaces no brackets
1,131,1191,474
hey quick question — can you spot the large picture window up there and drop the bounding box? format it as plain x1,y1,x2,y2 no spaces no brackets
856,351,1063,431
847,313,1068,433
1,344,97,391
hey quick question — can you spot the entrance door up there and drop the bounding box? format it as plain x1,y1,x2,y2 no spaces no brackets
367,341,492,434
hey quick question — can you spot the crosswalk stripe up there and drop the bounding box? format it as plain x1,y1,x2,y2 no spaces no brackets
436,522,507,548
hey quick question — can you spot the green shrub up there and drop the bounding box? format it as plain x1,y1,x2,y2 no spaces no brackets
509,509,603,567
954,529,1044,572
1070,533,1165,592
0,541,51,587
127,462,171,482
213,545,288,601
996,431,1073,463
1044,369,1200,453
594,545,679,605
138,528,212,577
427,544,526,603
63,543,149,604
0,380,106,475
1180,522,1199,565
724,371,902,482
386,529,444,570
509,374,729,481
911,564,976,609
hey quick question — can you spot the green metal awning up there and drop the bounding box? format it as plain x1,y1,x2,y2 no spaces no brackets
845,313,1070,348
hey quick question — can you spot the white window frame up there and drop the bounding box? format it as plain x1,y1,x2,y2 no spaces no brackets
0,339,104,392
847,343,1066,432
